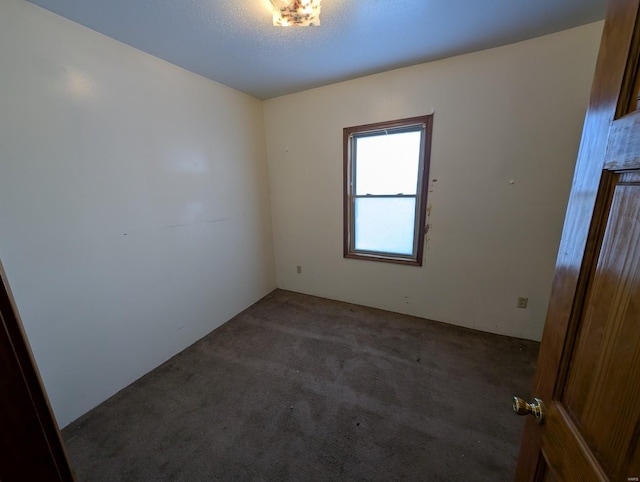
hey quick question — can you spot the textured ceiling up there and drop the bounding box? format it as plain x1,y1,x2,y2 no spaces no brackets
26,0,607,99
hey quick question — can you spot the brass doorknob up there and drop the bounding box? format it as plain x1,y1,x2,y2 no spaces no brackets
513,396,545,424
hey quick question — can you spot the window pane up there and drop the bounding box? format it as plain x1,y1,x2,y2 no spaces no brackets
354,197,416,255
355,131,421,195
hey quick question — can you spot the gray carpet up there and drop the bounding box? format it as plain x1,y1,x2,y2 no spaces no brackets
62,289,538,481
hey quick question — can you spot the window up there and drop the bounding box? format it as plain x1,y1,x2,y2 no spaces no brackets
343,115,433,266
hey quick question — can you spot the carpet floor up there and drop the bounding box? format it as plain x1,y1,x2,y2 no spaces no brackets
62,289,539,481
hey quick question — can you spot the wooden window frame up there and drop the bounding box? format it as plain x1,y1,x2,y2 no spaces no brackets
343,114,433,266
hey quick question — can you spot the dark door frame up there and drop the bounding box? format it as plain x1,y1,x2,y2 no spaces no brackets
0,259,75,481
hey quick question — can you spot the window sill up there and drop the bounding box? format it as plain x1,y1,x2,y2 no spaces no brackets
343,251,423,267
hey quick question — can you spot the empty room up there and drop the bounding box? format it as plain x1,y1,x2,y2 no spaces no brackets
3,0,639,480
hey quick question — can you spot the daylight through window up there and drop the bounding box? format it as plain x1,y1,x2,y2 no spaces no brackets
343,115,433,266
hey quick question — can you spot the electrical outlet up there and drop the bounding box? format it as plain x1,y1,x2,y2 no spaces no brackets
296,265,302,274
517,297,528,309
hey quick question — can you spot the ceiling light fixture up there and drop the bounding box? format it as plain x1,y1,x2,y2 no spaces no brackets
270,0,321,27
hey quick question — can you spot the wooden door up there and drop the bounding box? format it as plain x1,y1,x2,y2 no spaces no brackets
0,260,75,481
515,0,640,480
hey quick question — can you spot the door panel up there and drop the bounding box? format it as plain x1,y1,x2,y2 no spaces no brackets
569,174,640,475
546,172,640,480
606,111,640,170
542,403,607,480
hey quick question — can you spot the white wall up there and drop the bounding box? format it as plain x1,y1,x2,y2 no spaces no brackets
0,0,276,427
264,22,603,341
